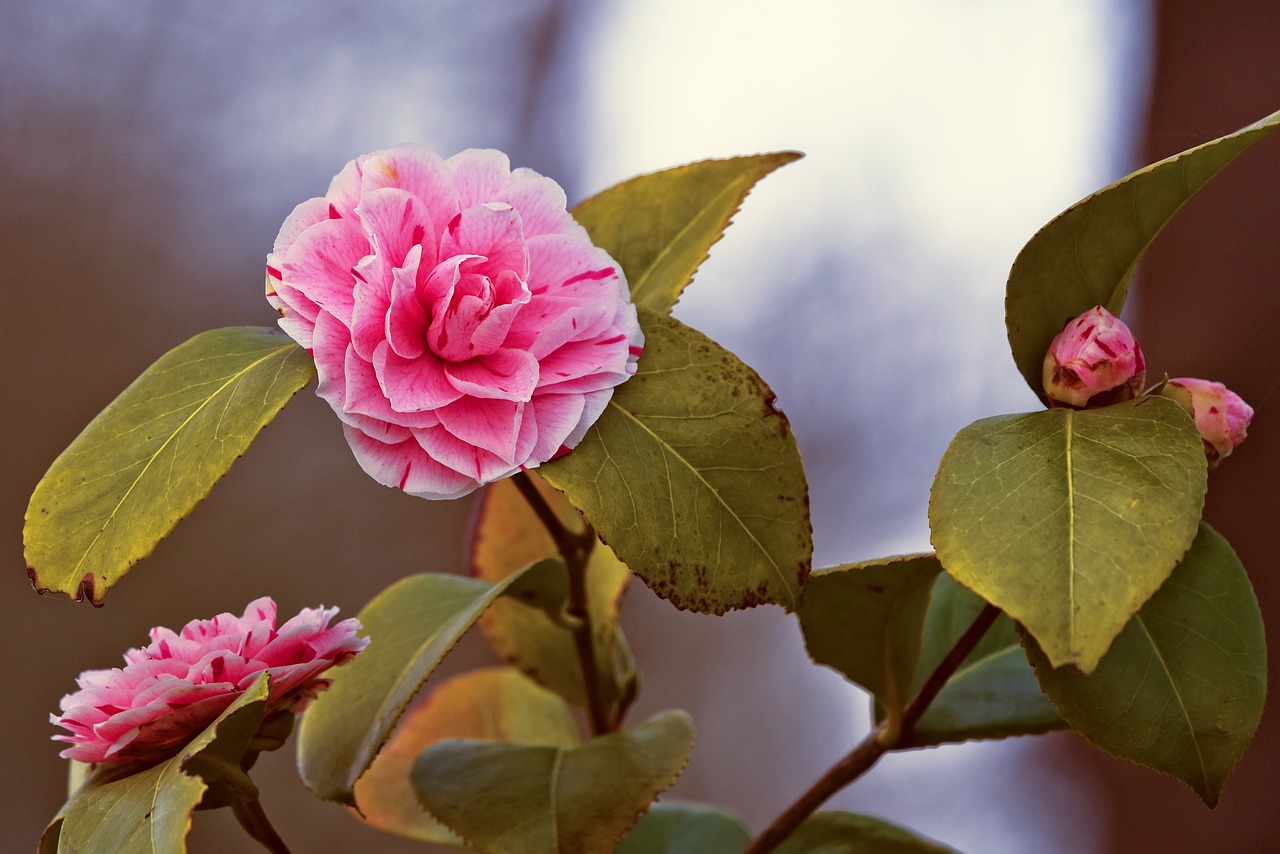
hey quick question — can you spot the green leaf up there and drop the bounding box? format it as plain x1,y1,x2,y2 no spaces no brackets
51,673,271,854
573,152,802,313
354,667,579,846
797,555,942,721
472,475,633,716
413,710,695,854
616,801,751,854
929,396,1206,673
774,812,961,854
1026,523,1265,807
297,563,560,805
1006,109,1280,400
902,573,1064,747
541,309,812,614
24,327,315,603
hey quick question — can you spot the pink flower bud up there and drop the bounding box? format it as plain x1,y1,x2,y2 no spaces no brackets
1159,378,1253,466
1042,306,1146,408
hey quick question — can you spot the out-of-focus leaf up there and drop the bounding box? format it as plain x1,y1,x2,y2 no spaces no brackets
902,573,1064,747
541,309,812,614
929,396,1205,673
616,801,751,854
412,710,694,854
1006,109,1280,401
1027,523,1265,807
472,475,632,715
774,812,960,853
24,327,314,603
50,673,271,853
573,152,802,313
297,563,560,805
354,667,578,846
797,555,942,721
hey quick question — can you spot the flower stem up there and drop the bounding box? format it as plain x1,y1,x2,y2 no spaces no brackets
742,602,1002,854
511,472,612,736
230,795,293,854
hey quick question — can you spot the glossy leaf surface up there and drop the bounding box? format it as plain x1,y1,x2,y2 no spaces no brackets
774,812,959,853
616,801,751,854
297,564,557,804
354,667,578,846
573,152,802,313
1006,109,1280,400
930,396,1206,672
1027,524,1265,807
25,327,314,603
541,309,812,614
47,673,270,854
798,555,942,720
413,710,695,853
472,475,632,715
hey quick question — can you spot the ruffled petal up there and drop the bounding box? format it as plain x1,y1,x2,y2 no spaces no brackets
343,424,478,499
373,340,466,413
496,170,581,239
280,218,369,325
436,397,525,463
444,348,540,401
439,202,529,281
356,144,460,245
448,148,513,210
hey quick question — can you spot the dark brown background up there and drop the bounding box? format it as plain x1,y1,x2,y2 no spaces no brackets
2,2,1278,851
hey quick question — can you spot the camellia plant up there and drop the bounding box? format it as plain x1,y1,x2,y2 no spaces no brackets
23,107,1280,853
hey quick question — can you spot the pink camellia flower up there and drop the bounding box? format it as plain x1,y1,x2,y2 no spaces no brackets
1160,377,1254,466
1042,305,1146,408
51,597,367,765
266,145,643,499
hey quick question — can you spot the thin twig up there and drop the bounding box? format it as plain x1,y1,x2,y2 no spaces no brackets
743,603,1002,854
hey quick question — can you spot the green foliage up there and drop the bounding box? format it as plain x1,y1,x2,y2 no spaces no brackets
1005,109,1280,400
616,801,752,854
1026,523,1266,807
541,308,812,614
573,152,802,314
472,475,634,718
23,327,314,603
42,673,271,854
797,555,942,721
773,812,960,853
903,574,1064,747
930,396,1206,673
296,563,561,804
412,710,695,853
354,667,579,846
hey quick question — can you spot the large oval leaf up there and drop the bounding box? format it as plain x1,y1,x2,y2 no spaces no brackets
797,555,942,721
902,573,1064,747
354,667,579,846
541,308,812,613
573,152,802,314
929,396,1206,673
1026,523,1265,807
412,709,695,854
774,812,960,854
24,326,315,603
616,801,751,854
1006,109,1280,400
297,563,559,804
471,475,633,716
47,673,271,854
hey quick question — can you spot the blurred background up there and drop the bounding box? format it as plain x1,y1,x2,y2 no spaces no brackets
3,1,1278,851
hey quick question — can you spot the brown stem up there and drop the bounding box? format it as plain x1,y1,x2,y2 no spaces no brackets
743,603,1002,854
230,796,293,854
511,472,612,736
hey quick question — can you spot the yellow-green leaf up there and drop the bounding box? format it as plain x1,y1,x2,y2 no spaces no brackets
297,564,560,805
1006,109,1280,400
573,152,802,313
1026,523,1265,807
354,667,579,846
24,327,315,603
774,812,961,854
616,801,751,854
541,309,812,614
412,710,695,854
929,396,1206,673
472,475,633,716
797,555,942,722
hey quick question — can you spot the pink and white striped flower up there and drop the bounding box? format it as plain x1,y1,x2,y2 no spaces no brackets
1160,377,1254,466
266,145,642,499
51,597,366,765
